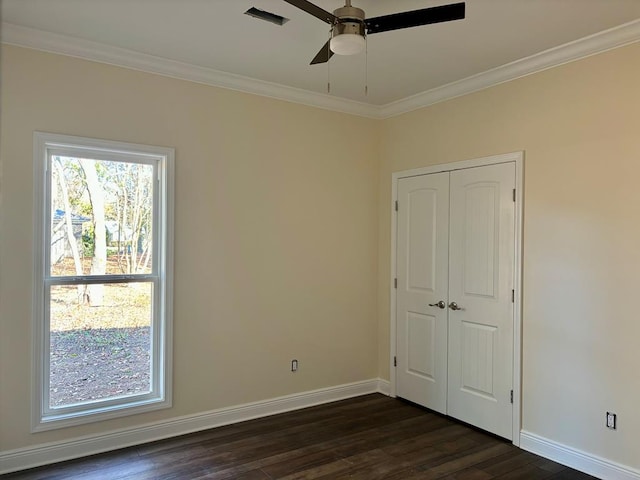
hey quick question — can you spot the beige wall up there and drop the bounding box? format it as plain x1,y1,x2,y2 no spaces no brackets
0,45,380,450
2,39,639,473
378,42,640,469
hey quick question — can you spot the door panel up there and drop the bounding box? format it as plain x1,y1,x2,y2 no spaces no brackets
463,184,498,298
407,312,436,379
406,188,438,292
396,173,449,413
461,320,497,399
447,163,515,440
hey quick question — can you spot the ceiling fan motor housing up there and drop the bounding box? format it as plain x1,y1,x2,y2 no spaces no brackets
331,5,366,55
333,5,365,22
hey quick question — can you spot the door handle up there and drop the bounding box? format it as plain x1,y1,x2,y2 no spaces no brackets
428,300,446,309
448,302,463,311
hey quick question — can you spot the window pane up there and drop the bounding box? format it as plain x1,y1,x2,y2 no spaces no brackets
49,282,153,408
50,156,154,277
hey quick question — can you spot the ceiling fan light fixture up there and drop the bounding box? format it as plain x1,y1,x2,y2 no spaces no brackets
330,20,366,56
330,33,365,55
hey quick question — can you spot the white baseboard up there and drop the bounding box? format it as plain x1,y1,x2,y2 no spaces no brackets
520,430,640,480
0,378,382,474
376,378,391,396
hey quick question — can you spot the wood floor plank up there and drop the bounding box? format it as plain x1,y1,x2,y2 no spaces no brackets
474,450,539,476
492,462,557,479
534,457,570,475
440,467,494,480
260,449,345,478
1,394,598,480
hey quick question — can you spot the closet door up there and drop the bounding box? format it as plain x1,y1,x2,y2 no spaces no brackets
396,173,449,413
447,163,515,439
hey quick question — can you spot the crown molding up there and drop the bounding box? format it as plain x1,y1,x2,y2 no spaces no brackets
0,22,379,119
379,18,640,118
2,19,640,120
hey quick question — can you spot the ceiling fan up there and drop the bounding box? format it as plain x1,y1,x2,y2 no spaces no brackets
283,0,466,65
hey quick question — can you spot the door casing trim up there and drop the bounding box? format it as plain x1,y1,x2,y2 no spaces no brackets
389,151,524,446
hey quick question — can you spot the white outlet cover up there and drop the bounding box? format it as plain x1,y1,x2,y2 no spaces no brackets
606,412,616,429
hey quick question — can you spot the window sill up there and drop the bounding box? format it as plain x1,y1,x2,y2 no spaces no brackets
33,396,171,432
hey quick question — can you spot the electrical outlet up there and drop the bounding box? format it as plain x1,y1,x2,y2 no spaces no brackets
606,412,617,430
291,359,298,372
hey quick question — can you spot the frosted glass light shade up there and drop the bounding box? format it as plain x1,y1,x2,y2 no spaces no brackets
330,34,365,55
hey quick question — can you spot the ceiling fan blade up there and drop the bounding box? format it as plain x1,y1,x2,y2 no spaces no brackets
282,0,337,24
310,40,334,65
365,2,465,34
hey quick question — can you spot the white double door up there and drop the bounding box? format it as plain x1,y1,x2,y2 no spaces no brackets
396,162,515,440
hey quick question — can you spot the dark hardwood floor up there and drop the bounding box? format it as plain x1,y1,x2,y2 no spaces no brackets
3,394,596,479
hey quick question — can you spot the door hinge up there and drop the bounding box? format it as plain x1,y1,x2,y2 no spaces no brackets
513,189,516,202
395,200,398,212
394,278,397,289
512,289,514,303
510,390,514,404
394,356,397,367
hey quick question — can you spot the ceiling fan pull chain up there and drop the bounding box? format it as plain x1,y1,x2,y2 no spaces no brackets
364,35,368,97
327,28,332,93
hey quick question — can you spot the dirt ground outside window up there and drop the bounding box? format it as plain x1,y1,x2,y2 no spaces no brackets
49,258,152,407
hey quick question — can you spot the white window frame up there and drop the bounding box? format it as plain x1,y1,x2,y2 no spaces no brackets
32,132,174,431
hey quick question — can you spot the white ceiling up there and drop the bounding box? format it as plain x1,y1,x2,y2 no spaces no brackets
2,0,639,114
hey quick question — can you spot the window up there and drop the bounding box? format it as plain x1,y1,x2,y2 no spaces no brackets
33,132,174,431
